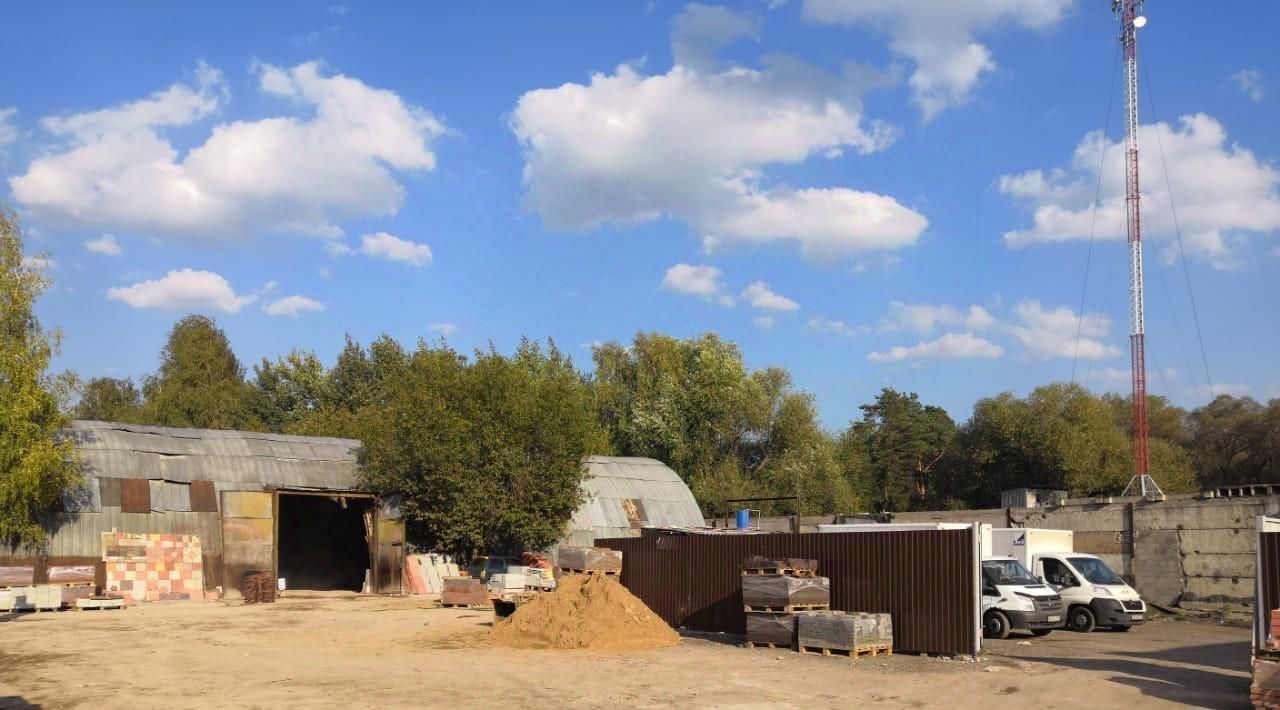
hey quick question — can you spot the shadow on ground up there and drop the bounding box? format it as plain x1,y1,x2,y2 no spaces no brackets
1020,645,1250,709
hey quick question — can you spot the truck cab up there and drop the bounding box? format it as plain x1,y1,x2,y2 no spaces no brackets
1031,552,1146,632
981,557,1065,639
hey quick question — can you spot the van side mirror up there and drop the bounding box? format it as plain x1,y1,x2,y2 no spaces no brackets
983,585,998,596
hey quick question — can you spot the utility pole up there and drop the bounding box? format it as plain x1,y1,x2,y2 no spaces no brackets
1116,0,1162,500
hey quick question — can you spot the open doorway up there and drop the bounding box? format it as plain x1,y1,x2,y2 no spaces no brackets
277,493,373,592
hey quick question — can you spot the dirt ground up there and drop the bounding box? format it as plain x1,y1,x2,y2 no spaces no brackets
0,595,1252,709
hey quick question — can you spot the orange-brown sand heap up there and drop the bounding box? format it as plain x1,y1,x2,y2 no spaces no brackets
489,573,679,651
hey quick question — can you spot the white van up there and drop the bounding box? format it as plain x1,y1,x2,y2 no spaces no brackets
987,527,1146,632
981,556,1065,638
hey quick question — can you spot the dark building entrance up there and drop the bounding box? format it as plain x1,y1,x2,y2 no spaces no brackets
276,493,373,592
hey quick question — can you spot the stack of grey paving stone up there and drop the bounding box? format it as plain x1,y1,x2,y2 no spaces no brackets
796,610,893,657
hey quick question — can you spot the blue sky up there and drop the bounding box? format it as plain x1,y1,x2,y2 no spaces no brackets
1,0,1276,428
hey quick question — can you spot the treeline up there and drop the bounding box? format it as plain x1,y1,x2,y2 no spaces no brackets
75,317,1280,525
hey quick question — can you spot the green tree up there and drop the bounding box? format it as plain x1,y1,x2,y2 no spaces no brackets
143,315,256,430
0,207,81,547
249,350,327,432
74,377,143,422
844,388,955,512
360,338,601,556
1187,395,1278,487
591,332,850,515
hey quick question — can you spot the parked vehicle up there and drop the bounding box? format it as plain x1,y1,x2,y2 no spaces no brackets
985,527,1146,632
981,556,1065,639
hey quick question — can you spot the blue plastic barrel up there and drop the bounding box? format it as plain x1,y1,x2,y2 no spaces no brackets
736,508,751,529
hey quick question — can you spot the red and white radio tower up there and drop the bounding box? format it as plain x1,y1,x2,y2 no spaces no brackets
1115,0,1163,499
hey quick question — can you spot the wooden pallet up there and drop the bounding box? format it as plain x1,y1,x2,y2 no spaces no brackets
745,603,830,613
741,568,816,578
745,640,792,650
74,598,126,611
557,568,619,576
798,644,892,659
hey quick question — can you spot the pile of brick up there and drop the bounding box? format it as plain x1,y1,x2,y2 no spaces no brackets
1253,610,1280,708
241,571,276,604
741,557,829,650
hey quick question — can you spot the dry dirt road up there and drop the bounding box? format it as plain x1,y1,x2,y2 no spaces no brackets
0,595,1251,709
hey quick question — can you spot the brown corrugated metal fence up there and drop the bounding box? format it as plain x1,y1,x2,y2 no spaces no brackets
598,529,978,656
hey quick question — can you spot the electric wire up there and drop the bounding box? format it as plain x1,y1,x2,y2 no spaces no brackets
1142,60,1217,402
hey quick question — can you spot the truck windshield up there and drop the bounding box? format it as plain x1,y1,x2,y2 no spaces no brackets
982,559,1038,586
1068,557,1123,585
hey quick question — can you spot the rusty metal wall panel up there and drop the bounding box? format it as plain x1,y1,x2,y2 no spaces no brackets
120,479,150,514
221,490,273,598
598,529,978,657
221,491,273,519
189,480,218,512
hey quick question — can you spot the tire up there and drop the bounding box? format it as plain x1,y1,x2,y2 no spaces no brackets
1030,629,1053,637
1110,625,1131,632
1068,606,1096,633
984,611,1011,640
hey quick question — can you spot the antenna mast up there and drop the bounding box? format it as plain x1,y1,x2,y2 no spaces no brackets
1116,0,1162,499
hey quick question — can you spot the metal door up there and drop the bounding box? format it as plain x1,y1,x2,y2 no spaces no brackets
374,517,405,594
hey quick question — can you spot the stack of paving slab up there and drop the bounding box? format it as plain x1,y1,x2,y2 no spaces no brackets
556,546,623,575
0,584,63,612
796,610,893,659
741,557,829,650
440,577,490,607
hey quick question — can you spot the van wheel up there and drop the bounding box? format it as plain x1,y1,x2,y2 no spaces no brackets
984,611,1011,639
1068,607,1096,633
1030,629,1053,637
1110,625,1131,632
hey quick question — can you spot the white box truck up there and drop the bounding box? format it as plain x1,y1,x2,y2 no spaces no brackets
818,523,1063,639
986,527,1146,632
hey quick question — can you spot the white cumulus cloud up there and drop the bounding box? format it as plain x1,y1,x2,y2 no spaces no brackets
263,295,325,318
1000,114,1280,269
0,107,17,149
22,255,56,272
808,315,866,336
509,5,927,261
868,332,1004,362
1006,299,1120,361
10,61,444,241
107,269,257,313
754,315,776,330
661,263,726,299
429,322,457,337
803,0,1074,120
884,301,994,333
85,234,122,256
741,281,799,311
360,232,433,266
1233,69,1264,102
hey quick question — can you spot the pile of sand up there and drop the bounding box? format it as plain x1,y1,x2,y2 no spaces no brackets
488,573,679,651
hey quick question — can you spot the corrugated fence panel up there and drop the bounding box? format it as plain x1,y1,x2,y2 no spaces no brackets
599,529,977,657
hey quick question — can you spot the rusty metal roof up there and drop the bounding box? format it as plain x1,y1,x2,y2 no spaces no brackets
64,420,361,492
561,456,704,546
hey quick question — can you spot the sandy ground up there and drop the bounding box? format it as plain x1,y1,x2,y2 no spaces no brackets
0,595,1251,709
